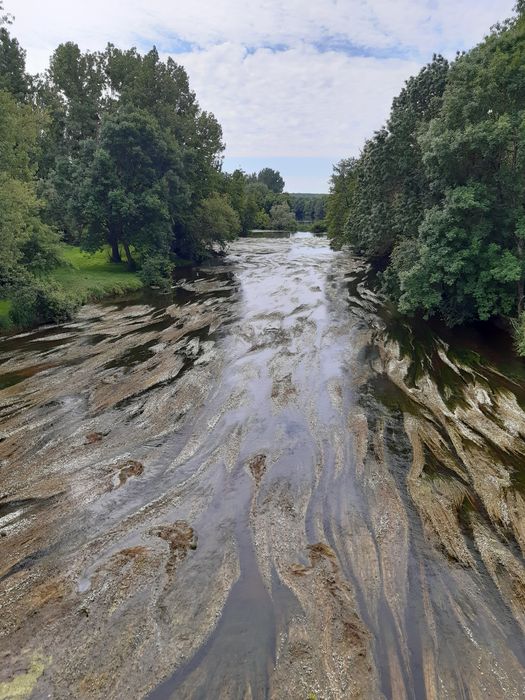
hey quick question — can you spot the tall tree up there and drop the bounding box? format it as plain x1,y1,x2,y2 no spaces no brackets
0,90,59,290
326,159,357,245
80,108,177,268
257,167,285,193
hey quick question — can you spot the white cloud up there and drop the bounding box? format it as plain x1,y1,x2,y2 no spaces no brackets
9,0,516,188
11,0,515,59
175,44,419,158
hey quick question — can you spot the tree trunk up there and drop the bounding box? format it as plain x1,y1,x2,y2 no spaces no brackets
110,236,121,263
123,241,136,271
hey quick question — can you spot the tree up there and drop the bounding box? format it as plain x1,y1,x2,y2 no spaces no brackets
269,202,297,231
329,4,525,352
392,15,525,323
80,108,175,271
0,27,29,100
341,55,449,258
257,167,285,193
188,194,240,258
0,89,63,325
326,159,357,245
47,42,105,150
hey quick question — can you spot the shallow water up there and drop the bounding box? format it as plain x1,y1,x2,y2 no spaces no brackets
0,234,524,699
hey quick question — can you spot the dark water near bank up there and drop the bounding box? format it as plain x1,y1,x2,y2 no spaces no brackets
0,233,524,699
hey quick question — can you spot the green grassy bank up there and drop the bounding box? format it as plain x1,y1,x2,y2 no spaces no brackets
0,245,143,329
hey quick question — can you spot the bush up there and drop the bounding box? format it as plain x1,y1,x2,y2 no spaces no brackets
311,219,328,233
138,254,173,292
10,279,79,327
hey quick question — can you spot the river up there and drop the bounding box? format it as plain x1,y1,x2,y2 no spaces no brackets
0,233,524,699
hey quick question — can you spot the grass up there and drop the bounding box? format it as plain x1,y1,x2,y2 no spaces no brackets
0,300,12,329
0,245,143,329
50,245,143,303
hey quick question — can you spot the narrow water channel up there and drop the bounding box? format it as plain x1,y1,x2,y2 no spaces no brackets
0,233,524,699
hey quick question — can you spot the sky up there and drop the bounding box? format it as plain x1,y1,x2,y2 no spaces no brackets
10,0,516,192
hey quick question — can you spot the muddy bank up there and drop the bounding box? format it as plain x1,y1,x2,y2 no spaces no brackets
0,234,524,699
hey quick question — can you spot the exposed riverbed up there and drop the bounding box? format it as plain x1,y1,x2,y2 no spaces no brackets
1,233,524,699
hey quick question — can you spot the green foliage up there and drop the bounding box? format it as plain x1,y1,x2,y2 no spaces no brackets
253,209,271,229
290,193,327,222
10,279,78,327
0,90,60,293
35,41,225,274
80,107,174,270
326,159,357,245
139,255,174,292
269,202,297,231
257,167,285,193
188,194,241,258
311,219,327,233
0,27,28,99
220,168,298,233
329,6,525,353
0,299,11,328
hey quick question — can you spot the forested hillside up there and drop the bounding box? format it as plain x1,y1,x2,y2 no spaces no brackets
327,2,525,353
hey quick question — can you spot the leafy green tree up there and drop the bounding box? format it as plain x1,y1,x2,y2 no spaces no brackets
257,167,285,193
390,15,525,322
269,202,297,231
0,88,62,326
80,108,175,271
187,194,240,258
47,42,105,150
343,55,449,257
104,45,224,204
222,169,255,235
289,194,328,223
0,90,59,282
253,209,271,229
0,26,29,100
330,4,525,352
326,159,357,245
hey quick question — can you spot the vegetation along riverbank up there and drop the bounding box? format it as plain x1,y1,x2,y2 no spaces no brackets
0,2,307,330
326,1,525,355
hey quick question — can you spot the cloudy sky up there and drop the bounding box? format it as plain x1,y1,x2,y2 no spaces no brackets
10,0,515,192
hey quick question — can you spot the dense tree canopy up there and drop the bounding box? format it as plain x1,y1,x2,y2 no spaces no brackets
80,108,175,268
219,168,298,233
289,194,327,224
327,4,525,351
257,167,285,193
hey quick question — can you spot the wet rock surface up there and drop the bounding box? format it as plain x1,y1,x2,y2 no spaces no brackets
0,234,524,699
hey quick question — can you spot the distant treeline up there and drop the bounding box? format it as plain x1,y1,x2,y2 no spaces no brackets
289,194,327,223
221,168,298,234
327,2,525,353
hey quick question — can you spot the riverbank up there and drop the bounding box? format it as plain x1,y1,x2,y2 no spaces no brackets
0,245,143,330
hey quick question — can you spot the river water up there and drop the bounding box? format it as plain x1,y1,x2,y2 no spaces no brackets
0,233,524,699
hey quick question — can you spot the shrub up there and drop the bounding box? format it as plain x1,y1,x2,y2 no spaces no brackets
311,219,328,233
138,254,173,292
10,279,78,327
